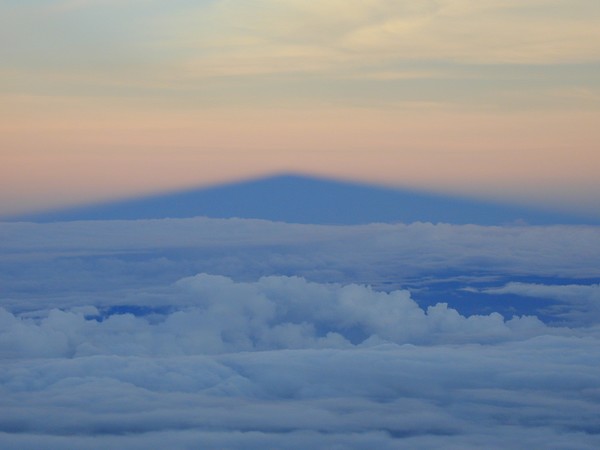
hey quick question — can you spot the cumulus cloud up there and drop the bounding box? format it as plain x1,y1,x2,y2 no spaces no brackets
0,274,560,360
1,218,600,447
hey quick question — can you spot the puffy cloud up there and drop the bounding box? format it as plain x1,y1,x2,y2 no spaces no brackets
0,274,558,359
2,218,600,447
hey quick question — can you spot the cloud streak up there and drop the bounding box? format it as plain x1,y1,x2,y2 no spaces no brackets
478,282,600,325
168,0,600,79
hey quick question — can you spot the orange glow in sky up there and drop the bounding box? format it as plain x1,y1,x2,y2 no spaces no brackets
1,0,599,217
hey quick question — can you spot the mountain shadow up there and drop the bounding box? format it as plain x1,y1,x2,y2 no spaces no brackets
11,174,599,226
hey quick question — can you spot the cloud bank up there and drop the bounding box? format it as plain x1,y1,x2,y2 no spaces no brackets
2,276,600,448
1,274,561,359
2,218,600,318
1,218,600,448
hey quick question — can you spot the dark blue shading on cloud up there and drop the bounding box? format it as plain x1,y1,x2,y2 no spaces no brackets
12,174,598,225
402,274,600,323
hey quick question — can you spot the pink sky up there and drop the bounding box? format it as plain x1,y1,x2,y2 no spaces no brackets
1,0,599,217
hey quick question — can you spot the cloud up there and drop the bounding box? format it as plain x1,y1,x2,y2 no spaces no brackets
0,274,562,359
2,218,600,447
3,219,600,271
4,0,599,80
478,282,600,325
167,0,600,79
2,218,600,319
1,335,600,448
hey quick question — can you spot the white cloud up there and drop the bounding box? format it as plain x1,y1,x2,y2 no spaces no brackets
2,218,600,318
0,274,561,359
2,218,600,447
2,219,599,274
1,336,599,448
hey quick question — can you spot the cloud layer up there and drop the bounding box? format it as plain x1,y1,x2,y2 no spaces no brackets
2,218,600,313
1,218,600,448
1,274,562,360
2,329,599,448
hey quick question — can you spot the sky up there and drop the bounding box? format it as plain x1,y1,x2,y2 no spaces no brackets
1,0,600,216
